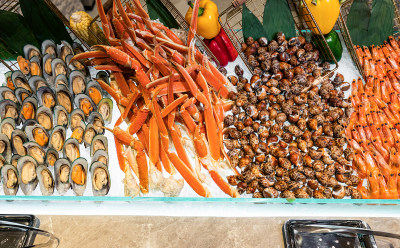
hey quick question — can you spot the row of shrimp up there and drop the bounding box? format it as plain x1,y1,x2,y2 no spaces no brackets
70,0,239,197
349,36,400,199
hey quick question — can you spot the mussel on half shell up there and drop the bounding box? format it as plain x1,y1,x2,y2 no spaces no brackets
20,97,38,122
49,125,66,151
90,162,110,196
0,100,20,124
0,133,12,162
37,165,54,196
87,112,104,134
70,157,88,196
17,156,38,195
54,158,71,195
0,87,18,103
41,40,57,56
63,138,80,162
56,84,73,113
92,149,109,167
90,135,108,157
25,124,50,148
51,58,68,77
0,118,16,140
45,148,59,167
11,71,32,93
69,70,86,96
28,76,48,94
23,141,46,165
97,98,113,123
1,164,19,195
74,94,96,117
24,44,41,60
37,86,56,109
53,105,69,128
69,109,85,131
11,129,27,156
36,106,53,130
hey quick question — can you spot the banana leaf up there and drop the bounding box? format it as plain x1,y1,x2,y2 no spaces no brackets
242,4,267,41
19,0,73,44
346,0,370,46
262,0,296,41
0,10,39,58
146,0,180,29
368,0,394,46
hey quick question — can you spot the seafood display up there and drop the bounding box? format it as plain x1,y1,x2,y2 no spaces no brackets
350,36,400,199
0,39,111,196
71,0,238,198
224,34,360,199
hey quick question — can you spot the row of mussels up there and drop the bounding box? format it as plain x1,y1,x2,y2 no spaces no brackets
0,41,115,196
223,33,360,199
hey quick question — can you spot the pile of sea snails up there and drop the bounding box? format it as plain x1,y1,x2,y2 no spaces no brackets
0,40,113,196
223,32,361,199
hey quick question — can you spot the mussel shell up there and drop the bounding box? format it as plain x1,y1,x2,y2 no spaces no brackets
87,112,104,134
15,87,32,105
90,162,110,196
36,106,53,130
83,123,97,147
97,98,113,123
65,54,89,77
23,141,46,165
45,148,59,167
72,42,85,54
37,87,56,109
69,109,85,131
85,80,102,105
69,70,86,96
92,149,108,167
21,119,38,132
0,86,18,103
71,121,85,144
74,94,97,116
55,84,73,113
57,40,73,62
53,105,69,128
54,74,69,89
25,124,50,148
0,100,20,124
96,71,110,84
0,118,16,140
41,40,57,56
28,76,49,94
17,156,38,195
0,155,6,170
29,56,42,77
24,44,42,60
11,71,31,93
0,133,12,163
54,158,71,195
11,154,21,168
63,138,80,162
70,157,88,196
37,165,54,196
20,97,38,123
90,134,108,157
11,129,27,156
1,164,19,195
49,125,66,151
42,53,56,79
51,58,68,77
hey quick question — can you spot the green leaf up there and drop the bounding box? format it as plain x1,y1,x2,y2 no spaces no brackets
0,10,39,58
262,0,296,41
346,0,370,46
242,4,267,41
146,0,180,29
368,0,394,46
19,0,73,44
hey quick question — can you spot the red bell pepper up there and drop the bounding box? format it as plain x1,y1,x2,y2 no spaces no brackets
204,28,238,67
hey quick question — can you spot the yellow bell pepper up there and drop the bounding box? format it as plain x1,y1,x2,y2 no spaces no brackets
303,0,340,35
185,0,221,39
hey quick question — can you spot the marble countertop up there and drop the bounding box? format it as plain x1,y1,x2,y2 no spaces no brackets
34,215,400,248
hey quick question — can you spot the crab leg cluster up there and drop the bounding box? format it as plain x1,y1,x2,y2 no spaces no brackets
71,0,238,197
